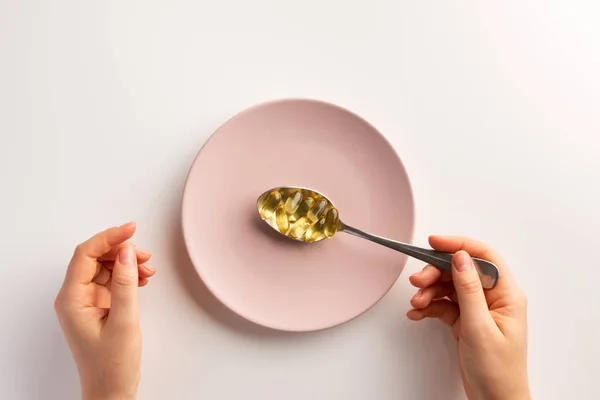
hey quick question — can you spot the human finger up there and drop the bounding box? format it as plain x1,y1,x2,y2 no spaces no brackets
94,264,155,288
102,261,155,279
410,283,455,309
428,235,513,279
92,265,111,286
409,265,452,289
106,244,139,328
448,291,458,303
451,251,496,328
138,263,156,278
406,299,460,327
99,247,151,264
65,222,136,285
429,235,522,306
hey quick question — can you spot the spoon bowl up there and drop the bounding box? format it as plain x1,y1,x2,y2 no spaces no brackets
257,186,341,243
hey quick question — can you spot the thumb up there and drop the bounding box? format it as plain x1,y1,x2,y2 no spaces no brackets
108,244,139,327
452,251,492,327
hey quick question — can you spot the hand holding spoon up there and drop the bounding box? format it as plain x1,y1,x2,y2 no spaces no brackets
257,186,499,289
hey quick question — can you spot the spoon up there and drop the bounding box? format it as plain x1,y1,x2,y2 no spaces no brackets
257,186,499,289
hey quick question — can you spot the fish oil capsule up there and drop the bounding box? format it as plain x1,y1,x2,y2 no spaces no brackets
306,198,328,223
258,190,282,220
304,218,326,243
289,197,314,222
284,191,303,215
288,217,313,239
275,203,290,234
323,208,339,238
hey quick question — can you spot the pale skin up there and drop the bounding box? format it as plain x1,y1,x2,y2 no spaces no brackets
407,236,531,400
56,226,529,400
54,222,155,400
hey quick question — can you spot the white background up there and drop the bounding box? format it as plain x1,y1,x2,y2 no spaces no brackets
1,1,599,399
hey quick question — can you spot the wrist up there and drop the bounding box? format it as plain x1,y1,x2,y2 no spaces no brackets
494,387,531,400
475,381,530,400
82,385,137,400
80,371,139,400
501,393,531,400
83,392,135,400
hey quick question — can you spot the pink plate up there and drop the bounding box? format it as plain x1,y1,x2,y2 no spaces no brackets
182,99,415,332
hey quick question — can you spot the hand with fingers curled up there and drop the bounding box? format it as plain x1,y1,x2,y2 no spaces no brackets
54,222,155,400
407,235,530,400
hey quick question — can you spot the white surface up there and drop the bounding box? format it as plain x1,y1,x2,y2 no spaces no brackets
1,1,599,399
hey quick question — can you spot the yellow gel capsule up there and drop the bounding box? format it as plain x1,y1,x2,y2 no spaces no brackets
306,198,328,223
258,191,282,220
304,218,326,243
275,203,290,234
284,191,303,215
288,217,312,239
289,197,314,222
257,187,339,242
324,208,339,238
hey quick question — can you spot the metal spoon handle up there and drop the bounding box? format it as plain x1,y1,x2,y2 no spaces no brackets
340,224,499,289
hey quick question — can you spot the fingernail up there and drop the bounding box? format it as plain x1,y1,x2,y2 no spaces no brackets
142,264,155,273
406,310,423,320
120,221,136,229
453,251,473,272
414,289,423,299
119,246,135,266
137,249,151,257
